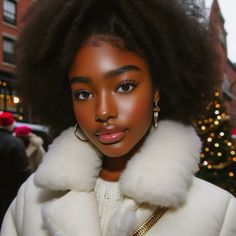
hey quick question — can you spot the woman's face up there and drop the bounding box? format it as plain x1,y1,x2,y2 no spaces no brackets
69,37,157,157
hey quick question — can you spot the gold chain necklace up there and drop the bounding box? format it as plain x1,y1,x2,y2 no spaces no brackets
132,207,168,236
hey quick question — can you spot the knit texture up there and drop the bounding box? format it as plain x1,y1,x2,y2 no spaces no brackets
95,178,123,234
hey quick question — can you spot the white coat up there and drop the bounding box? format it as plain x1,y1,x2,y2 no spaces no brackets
26,133,45,172
1,120,236,236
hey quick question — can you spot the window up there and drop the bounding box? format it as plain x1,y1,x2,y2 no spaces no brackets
3,37,15,65
3,0,16,25
218,26,226,49
0,81,20,112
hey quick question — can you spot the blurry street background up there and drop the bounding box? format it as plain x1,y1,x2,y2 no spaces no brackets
0,0,236,194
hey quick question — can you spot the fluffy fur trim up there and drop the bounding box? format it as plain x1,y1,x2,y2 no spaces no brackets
42,191,102,236
34,127,102,192
34,120,201,207
105,198,139,236
119,120,201,207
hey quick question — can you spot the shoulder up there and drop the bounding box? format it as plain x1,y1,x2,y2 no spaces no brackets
0,129,14,142
0,130,24,149
153,177,236,235
15,174,61,206
191,177,235,200
29,133,44,146
1,175,62,235
189,177,235,211
189,177,236,235
10,175,48,217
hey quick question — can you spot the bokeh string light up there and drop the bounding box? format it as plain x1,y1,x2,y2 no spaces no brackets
194,90,236,196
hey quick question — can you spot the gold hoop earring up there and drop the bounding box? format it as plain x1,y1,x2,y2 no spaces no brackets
74,124,89,142
153,101,160,128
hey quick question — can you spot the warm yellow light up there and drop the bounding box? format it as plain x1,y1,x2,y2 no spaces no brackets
220,132,224,136
214,143,219,148
201,126,206,130
217,152,222,157
215,104,220,108
13,96,20,104
2,82,7,86
227,142,232,147
207,137,212,142
215,92,220,97
231,151,236,155
205,147,210,152
232,157,236,162
200,153,205,158
207,165,212,169
203,161,208,166
214,121,219,125
229,172,234,177
215,110,220,115
18,115,23,120
217,115,221,120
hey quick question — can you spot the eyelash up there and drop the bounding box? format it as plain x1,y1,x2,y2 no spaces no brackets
72,80,138,101
116,80,138,93
72,89,92,101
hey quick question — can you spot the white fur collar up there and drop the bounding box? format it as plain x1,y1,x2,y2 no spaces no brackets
34,120,201,208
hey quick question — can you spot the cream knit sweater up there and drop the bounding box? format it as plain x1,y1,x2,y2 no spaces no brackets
95,178,123,235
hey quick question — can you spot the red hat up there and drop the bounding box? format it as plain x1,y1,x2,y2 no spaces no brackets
0,111,15,127
232,128,236,136
14,125,32,136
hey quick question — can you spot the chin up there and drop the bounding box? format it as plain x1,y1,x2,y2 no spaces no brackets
97,142,137,158
102,151,129,158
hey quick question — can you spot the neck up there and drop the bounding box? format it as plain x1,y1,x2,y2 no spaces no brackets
99,133,148,182
99,155,129,182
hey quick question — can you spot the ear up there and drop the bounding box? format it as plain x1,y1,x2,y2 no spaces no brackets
153,88,160,103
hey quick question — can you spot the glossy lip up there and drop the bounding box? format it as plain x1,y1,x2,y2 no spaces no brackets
95,125,128,144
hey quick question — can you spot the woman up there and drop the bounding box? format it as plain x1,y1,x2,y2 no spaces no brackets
14,125,45,172
1,0,236,235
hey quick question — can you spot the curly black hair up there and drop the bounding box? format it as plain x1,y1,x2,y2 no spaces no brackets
17,0,220,137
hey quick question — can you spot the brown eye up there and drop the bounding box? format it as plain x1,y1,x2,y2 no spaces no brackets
116,80,137,93
72,90,93,101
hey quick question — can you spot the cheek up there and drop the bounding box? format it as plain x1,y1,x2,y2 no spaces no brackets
117,93,153,128
73,103,93,129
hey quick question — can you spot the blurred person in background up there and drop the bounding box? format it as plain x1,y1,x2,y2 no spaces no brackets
0,112,30,227
14,125,45,172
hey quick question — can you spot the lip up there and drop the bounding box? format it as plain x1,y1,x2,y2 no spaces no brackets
95,125,127,144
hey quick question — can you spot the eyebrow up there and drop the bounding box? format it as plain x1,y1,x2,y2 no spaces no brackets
69,64,141,84
105,65,141,78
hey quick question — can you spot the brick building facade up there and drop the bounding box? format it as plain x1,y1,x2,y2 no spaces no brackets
208,0,236,128
0,0,33,120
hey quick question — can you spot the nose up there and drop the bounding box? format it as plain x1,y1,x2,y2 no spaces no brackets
95,91,117,122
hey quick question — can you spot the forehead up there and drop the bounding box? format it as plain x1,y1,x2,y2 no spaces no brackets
69,40,150,77
81,35,126,49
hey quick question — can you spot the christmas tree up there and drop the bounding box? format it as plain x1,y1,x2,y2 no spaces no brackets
194,91,236,196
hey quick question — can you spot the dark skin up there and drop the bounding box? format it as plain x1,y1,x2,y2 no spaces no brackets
69,35,159,181
100,134,147,181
